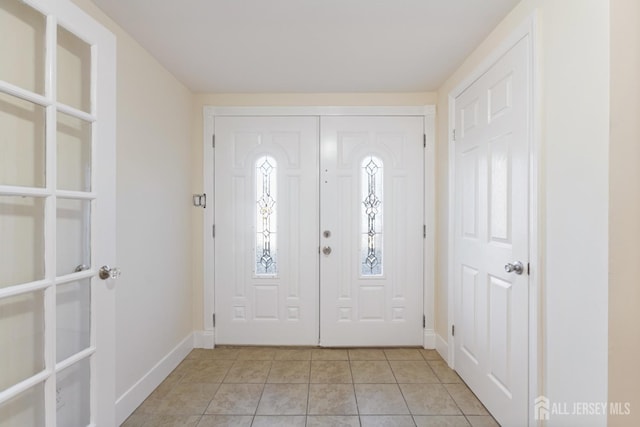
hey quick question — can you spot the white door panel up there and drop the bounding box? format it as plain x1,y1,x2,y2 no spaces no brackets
320,116,424,346
214,116,319,345
454,37,529,425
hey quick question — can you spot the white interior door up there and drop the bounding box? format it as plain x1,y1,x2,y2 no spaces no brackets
214,116,319,345
320,116,424,347
453,37,530,425
0,0,116,426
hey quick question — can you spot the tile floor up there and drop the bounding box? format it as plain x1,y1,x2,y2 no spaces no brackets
122,347,500,427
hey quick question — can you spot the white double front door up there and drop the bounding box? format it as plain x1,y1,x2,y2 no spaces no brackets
214,115,424,346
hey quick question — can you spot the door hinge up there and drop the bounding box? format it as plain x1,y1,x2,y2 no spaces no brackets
423,134,426,148
423,315,426,328
452,324,455,336
193,193,206,208
212,225,215,238
423,225,426,238
212,313,216,327
452,129,456,142
527,262,530,275
212,134,215,148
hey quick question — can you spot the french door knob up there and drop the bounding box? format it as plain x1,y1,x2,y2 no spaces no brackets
99,265,121,280
322,246,332,255
504,261,524,275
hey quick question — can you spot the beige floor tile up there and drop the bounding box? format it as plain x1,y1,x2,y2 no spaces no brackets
310,361,352,383
196,415,253,427
307,416,361,427
120,413,147,427
399,384,461,416
146,372,183,400
252,415,307,426
154,383,220,415
420,349,444,362
349,349,387,360
360,415,416,426
188,348,240,360
236,347,277,360
427,361,462,383
351,361,396,383
390,361,439,383
413,415,471,426
308,383,358,415
312,348,349,360
223,360,271,383
466,415,500,426
267,360,310,383
355,384,410,415
256,383,308,415
443,384,489,416
205,383,264,415
274,348,312,360
142,414,202,426
384,349,424,361
181,361,233,383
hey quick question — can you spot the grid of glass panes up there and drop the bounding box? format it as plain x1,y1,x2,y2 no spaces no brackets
0,1,96,425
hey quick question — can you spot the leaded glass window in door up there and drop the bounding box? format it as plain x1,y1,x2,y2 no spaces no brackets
255,156,278,275
361,156,383,276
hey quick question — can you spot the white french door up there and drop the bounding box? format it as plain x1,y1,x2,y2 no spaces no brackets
0,0,116,426
319,116,424,346
452,36,530,425
213,114,424,347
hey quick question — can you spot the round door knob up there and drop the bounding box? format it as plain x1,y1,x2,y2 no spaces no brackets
99,265,121,280
504,261,524,275
322,246,332,255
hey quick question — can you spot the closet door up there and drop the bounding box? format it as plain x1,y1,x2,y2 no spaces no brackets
319,116,424,346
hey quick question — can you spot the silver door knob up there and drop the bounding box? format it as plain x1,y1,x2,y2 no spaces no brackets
504,261,524,275
99,265,121,280
322,246,332,255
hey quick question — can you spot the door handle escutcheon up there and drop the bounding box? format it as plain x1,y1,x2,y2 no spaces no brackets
322,246,332,255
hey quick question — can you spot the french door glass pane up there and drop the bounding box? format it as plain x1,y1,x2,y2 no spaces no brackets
57,26,91,113
57,112,92,192
0,383,45,427
56,198,91,276
0,1,46,95
0,291,45,392
56,279,91,363
56,358,90,427
0,196,45,288
0,93,46,188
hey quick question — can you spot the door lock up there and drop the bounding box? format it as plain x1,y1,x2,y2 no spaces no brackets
322,246,332,255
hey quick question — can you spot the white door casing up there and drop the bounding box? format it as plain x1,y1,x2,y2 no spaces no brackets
214,116,319,345
320,116,425,347
452,35,530,425
0,0,116,425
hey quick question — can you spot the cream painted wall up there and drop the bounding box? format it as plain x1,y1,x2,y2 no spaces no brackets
71,0,194,408
436,0,609,425
609,0,640,425
190,92,436,330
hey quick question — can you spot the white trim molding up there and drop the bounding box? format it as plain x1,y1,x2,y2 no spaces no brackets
447,13,539,426
194,330,215,349
423,329,436,349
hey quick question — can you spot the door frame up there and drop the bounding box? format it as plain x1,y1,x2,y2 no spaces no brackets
447,14,540,426
202,106,436,349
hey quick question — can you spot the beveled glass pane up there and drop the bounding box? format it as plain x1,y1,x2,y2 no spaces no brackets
57,198,91,277
0,291,45,392
0,1,46,94
57,26,91,112
0,196,45,288
56,279,91,363
0,383,45,427
0,92,46,188
56,358,90,427
255,156,278,275
361,156,384,276
57,112,92,192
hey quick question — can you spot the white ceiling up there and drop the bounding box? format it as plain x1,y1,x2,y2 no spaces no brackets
91,0,520,93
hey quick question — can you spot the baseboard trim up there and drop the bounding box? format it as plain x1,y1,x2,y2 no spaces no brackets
436,333,449,363
423,329,436,349
115,332,194,426
194,330,215,349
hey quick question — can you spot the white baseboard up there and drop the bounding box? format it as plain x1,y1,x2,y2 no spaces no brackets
436,333,449,363
423,329,436,349
115,332,194,426
194,330,215,349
